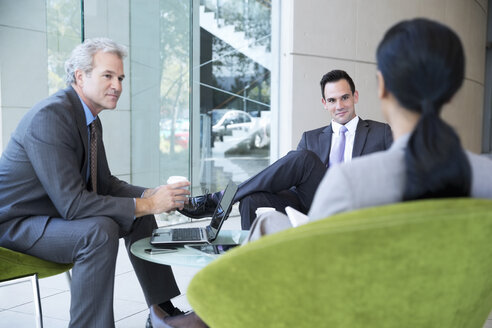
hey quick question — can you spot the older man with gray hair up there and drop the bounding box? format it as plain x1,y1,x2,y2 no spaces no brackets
0,38,188,328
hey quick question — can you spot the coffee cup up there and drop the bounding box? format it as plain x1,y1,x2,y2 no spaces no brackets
167,176,189,204
167,176,189,185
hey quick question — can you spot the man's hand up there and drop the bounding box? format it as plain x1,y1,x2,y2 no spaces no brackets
135,181,190,217
141,187,158,198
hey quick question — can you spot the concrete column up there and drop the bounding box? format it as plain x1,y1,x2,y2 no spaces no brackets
0,0,48,152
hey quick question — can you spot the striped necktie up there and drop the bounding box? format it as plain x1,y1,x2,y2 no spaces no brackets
89,121,98,193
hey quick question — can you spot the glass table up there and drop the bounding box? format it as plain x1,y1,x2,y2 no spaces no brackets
131,230,248,268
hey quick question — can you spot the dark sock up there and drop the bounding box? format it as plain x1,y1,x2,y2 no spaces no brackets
212,190,224,203
159,301,178,315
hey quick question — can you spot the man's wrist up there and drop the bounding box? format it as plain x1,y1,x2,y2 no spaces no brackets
142,188,153,198
135,197,152,218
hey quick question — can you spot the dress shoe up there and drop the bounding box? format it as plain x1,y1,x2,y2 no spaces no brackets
163,311,209,328
178,192,221,219
147,305,185,328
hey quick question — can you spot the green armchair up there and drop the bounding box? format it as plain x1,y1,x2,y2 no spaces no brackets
187,198,492,328
0,247,73,328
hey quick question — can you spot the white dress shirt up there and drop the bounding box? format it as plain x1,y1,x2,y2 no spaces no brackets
330,116,359,163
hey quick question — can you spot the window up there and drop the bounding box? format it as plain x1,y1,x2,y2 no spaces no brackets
193,0,273,193
46,0,82,95
129,0,274,224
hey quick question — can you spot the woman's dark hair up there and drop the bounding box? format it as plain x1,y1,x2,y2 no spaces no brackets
376,18,471,200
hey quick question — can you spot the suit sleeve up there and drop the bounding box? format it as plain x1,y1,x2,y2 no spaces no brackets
23,105,136,231
106,175,145,198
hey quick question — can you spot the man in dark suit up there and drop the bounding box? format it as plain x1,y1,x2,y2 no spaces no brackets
179,70,393,229
0,38,189,328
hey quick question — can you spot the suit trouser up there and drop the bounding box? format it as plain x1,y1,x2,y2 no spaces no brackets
236,149,326,229
12,215,180,328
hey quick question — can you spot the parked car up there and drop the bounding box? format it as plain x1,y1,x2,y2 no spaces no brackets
209,109,270,149
210,109,251,140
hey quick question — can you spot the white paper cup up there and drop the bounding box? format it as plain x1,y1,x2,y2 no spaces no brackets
255,207,275,218
167,176,189,204
167,176,189,185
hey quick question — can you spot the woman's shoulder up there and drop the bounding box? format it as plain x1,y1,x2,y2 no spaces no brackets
466,151,492,173
343,148,404,174
310,149,406,220
466,151,492,198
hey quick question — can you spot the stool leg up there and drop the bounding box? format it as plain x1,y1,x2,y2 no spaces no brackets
65,270,72,287
31,273,43,328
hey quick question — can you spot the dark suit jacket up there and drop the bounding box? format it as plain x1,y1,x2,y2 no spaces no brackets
296,118,393,166
0,86,144,251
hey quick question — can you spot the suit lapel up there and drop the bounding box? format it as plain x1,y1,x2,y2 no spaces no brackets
319,125,333,165
352,118,369,158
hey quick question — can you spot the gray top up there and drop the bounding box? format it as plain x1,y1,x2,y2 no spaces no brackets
309,134,492,221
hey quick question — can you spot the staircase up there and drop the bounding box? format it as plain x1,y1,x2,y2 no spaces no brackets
199,5,271,70
198,0,271,190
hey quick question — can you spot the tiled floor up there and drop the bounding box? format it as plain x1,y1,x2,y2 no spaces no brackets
0,210,241,328
3,209,492,328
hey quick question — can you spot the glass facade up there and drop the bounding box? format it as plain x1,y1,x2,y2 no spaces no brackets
130,0,273,201
129,0,273,223
46,0,82,95
195,0,272,193
130,0,191,192
157,0,191,178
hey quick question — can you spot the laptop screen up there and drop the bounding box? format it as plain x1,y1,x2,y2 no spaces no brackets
208,181,238,236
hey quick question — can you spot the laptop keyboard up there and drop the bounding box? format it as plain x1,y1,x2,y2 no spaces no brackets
172,228,203,241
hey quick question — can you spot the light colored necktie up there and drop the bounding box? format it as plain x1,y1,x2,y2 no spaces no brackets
90,121,98,193
330,125,348,166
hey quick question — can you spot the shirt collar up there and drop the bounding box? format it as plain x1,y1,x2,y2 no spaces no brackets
77,94,97,126
331,116,359,134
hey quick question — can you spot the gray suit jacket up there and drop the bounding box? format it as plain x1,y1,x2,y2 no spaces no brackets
0,86,144,250
309,134,492,220
297,118,393,166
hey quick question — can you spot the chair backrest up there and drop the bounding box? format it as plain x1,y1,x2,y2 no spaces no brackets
187,198,492,328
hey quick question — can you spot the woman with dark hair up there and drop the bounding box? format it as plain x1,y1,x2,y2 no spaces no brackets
309,18,492,219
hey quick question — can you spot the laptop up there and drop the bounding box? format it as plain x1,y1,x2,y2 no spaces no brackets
150,180,238,246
